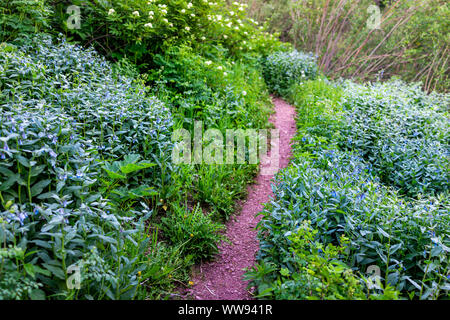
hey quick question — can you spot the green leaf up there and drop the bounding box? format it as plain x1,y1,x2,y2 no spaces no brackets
30,289,46,300
24,263,36,278
42,263,66,280
31,179,51,197
103,168,126,180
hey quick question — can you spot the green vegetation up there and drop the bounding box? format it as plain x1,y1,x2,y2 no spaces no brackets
244,0,449,92
0,0,286,299
246,53,449,300
1,0,448,300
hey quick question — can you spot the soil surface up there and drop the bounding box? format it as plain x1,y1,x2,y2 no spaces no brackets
187,97,297,300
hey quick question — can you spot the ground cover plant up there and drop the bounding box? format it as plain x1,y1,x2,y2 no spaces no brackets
0,35,184,299
1,0,448,301
0,0,286,300
247,54,449,300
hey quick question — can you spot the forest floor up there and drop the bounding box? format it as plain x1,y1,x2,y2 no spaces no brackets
185,97,297,300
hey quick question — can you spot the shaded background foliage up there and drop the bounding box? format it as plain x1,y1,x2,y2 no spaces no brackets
243,0,449,92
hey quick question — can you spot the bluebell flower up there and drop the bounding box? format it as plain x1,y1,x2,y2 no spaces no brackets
49,150,57,158
357,193,366,201
18,212,28,225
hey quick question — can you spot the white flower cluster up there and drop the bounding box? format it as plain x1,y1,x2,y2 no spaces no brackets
158,3,168,15
232,1,248,12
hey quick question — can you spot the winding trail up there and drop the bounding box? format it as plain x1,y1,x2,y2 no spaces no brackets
188,97,297,300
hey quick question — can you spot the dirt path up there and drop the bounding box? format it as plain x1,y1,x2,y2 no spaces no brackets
187,97,297,300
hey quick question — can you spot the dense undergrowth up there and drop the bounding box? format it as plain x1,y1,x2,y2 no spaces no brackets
0,0,288,299
245,52,449,300
244,0,449,92
1,0,448,301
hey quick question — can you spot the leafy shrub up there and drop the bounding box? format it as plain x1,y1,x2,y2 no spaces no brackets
149,45,272,220
263,50,318,96
248,79,450,300
0,245,43,300
337,80,449,198
0,0,52,43
50,0,287,67
0,35,175,299
259,146,449,299
246,221,399,300
160,204,225,262
0,35,173,199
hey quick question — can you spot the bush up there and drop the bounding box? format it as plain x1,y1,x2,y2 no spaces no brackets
337,80,449,198
247,79,450,300
0,35,174,299
160,204,225,262
246,221,399,300
49,0,287,67
0,0,52,43
262,50,318,96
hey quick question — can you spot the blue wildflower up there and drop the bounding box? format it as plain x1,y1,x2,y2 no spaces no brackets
18,212,28,225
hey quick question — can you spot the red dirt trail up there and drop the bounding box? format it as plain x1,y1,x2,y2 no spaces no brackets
187,97,297,300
